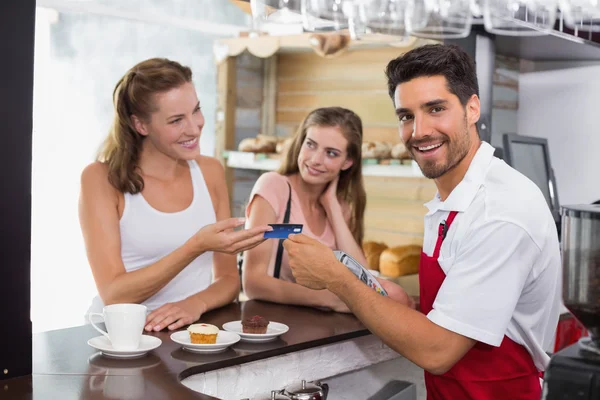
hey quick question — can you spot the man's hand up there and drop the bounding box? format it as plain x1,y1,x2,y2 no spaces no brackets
283,234,346,290
145,296,206,332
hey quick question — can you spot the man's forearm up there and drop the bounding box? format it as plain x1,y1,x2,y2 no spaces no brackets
327,267,454,374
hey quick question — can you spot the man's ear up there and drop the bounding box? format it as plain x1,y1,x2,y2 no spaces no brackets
341,158,353,171
131,114,149,137
466,94,481,126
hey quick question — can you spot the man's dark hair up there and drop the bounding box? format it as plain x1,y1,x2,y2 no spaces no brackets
385,44,479,106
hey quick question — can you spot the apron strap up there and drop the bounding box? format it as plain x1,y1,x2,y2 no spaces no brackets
432,211,459,259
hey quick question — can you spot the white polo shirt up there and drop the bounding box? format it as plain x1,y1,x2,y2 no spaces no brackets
423,141,562,371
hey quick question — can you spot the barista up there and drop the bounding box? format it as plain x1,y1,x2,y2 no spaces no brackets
283,44,562,399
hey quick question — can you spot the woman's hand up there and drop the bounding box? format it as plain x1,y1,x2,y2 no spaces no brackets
191,217,271,255
377,278,416,309
326,291,351,313
145,296,207,332
319,176,341,211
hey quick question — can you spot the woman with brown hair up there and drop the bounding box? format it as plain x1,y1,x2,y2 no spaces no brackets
242,107,369,312
79,58,270,332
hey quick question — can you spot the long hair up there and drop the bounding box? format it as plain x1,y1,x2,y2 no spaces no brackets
97,58,193,193
278,107,366,245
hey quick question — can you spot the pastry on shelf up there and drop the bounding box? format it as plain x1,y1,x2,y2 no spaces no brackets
362,241,388,271
276,137,294,154
379,245,422,278
238,134,277,153
391,142,411,160
309,33,350,59
362,141,392,159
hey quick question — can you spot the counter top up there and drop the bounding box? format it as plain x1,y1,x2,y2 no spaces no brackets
3,300,369,400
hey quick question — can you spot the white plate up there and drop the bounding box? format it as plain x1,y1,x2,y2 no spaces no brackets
87,335,162,359
170,330,240,354
222,320,289,343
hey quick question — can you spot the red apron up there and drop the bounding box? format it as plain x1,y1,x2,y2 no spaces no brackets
419,211,542,400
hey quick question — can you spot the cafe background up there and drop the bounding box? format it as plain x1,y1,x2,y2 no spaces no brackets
28,0,600,338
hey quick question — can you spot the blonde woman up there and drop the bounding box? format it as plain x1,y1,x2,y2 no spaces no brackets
242,107,369,312
79,58,269,332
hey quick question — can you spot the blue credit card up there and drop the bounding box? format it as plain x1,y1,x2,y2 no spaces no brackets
264,224,303,239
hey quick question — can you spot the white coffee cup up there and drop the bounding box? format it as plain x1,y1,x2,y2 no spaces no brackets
89,304,147,351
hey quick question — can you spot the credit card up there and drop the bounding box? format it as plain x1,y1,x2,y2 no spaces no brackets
264,224,303,239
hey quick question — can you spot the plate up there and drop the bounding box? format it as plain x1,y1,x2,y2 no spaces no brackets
87,335,162,359
222,321,289,343
170,330,240,354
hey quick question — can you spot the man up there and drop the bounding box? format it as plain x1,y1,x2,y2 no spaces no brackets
283,44,562,399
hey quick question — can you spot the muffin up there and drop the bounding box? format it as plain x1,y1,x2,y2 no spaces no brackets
242,315,269,334
187,323,219,344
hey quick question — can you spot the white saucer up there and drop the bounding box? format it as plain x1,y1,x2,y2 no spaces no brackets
222,320,289,343
170,330,240,354
87,335,162,359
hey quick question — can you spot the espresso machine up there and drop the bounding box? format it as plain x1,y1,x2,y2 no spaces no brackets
544,205,600,399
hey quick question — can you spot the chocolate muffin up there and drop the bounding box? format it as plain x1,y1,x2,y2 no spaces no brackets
242,315,269,334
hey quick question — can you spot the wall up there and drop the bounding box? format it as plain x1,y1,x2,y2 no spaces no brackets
232,53,266,217
227,47,523,249
276,46,435,248
490,55,520,149
31,1,249,333
276,47,404,144
518,64,600,205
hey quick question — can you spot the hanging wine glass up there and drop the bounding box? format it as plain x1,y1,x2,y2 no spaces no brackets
408,0,473,39
251,0,303,28
482,0,558,36
471,0,484,18
350,0,412,41
560,0,600,32
302,0,355,31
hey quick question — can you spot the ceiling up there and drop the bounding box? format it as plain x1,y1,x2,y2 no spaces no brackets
495,34,600,61
230,1,600,61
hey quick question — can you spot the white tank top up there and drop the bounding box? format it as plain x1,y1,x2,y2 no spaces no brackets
86,160,215,315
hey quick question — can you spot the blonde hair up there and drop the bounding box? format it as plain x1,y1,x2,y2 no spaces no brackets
98,58,193,193
278,107,366,245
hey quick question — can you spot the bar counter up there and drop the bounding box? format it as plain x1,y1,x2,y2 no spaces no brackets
3,300,376,400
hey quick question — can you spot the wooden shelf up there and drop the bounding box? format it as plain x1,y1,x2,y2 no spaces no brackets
224,151,424,178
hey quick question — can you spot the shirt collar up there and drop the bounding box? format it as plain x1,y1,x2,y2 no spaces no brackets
424,141,496,215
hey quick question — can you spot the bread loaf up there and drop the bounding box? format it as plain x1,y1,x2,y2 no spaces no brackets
256,134,278,145
362,241,388,271
309,33,350,58
362,141,392,159
238,138,258,152
255,135,277,153
238,135,277,153
391,142,410,159
379,245,422,278
276,137,294,154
